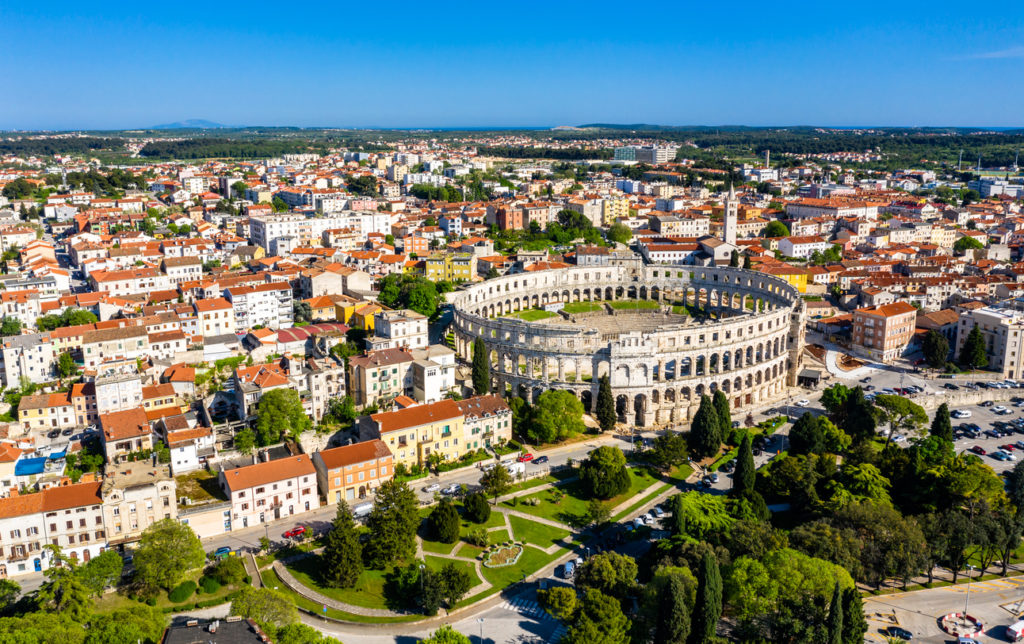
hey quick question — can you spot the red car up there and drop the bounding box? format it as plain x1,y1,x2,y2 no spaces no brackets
517,453,534,463
1002,444,1018,452
971,446,987,456
283,526,306,539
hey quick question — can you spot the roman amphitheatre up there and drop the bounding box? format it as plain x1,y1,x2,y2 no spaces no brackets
448,264,808,427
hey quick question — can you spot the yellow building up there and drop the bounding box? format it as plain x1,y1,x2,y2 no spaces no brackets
424,253,473,282
601,198,629,225
350,304,382,332
759,265,810,293
361,399,466,469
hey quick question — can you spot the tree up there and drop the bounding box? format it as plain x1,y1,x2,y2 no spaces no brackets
820,383,851,424
922,330,950,368
234,428,255,454
231,180,249,197
293,300,312,324
692,551,722,644
827,583,843,644
959,323,988,368
732,432,755,498
134,519,205,592
579,446,630,500
607,223,632,245
842,387,876,443
712,389,732,439
209,556,247,586
230,587,298,629
575,552,637,599
831,501,927,589
321,502,363,588
0,317,21,336
438,561,473,607
0,579,18,611
930,403,953,443
842,587,868,644
36,546,90,621
651,574,690,644
480,461,513,504
596,375,616,432
471,337,490,394
873,394,928,447
463,491,491,524
953,235,984,253
430,498,461,544
688,395,721,459
528,390,585,443
729,250,739,267
666,492,734,540
363,479,419,568
585,497,612,528
277,624,344,644
271,196,289,212
418,625,472,644
77,549,123,597
323,396,356,426
563,589,630,644
255,388,311,444
85,605,166,644
765,220,790,237
539,585,578,621
743,254,752,269
789,412,825,456
649,432,688,469
57,352,79,378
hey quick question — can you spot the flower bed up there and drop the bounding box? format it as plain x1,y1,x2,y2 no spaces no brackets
482,544,524,568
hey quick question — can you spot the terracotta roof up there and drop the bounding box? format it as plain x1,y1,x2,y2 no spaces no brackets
221,454,316,492
370,399,462,434
100,407,151,442
317,440,392,470
454,394,511,420
42,481,102,512
856,301,918,318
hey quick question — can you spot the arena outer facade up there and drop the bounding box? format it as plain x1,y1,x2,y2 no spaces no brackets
448,265,807,427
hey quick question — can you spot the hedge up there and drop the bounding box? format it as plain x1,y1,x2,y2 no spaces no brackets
168,580,198,603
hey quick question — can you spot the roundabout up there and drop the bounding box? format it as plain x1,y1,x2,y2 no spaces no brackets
449,265,808,427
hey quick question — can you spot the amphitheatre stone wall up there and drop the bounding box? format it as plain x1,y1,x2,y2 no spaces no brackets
447,264,807,427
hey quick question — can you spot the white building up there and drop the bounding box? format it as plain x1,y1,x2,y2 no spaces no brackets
219,454,318,531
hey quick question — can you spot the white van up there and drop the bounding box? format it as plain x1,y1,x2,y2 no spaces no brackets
353,502,373,519
1007,620,1024,641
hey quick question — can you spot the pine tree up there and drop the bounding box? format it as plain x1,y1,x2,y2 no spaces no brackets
655,575,691,644
320,502,363,588
596,375,616,432
691,551,722,644
959,323,988,368
471,337,490,394
842,386,876,443
430,498,461,544
827,582,843,644
713,389,732,438
841,587,868,644
731,432,755,498
930,403,953,443
689,395,721,459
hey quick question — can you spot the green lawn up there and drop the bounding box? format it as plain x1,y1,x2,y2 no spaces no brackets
423,555,483,588
421,537,460,555
284,556,390,610
479,545,564,589
506,309,558,322
488,528,510,544
609,299,660,310
508,515,570,549
563,302,602,314
504,467,659,526
261,568,420,624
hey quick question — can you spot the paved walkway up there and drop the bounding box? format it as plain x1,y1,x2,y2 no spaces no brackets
272,561,406,618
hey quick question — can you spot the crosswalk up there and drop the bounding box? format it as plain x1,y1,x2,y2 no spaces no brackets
944,577,1024,593
499,596,558,622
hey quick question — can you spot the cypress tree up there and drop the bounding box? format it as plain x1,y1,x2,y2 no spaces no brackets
691,551,722,644
713,389,732,439
430,498,461,544
596,375,616,432
689,395,721,459
320,502,363,588
841,587,867,644
731,432,755,498
471,337,490,394
743,254,751,269
930,403,953,443
958,323,988,368
655,575,691,644
729,250,739,267
827,582,843,644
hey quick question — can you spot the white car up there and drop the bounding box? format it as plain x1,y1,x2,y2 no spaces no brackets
424,483,441,493
892,434,907,443
994,406,1009,413
952,410,972,419
796,399,810,407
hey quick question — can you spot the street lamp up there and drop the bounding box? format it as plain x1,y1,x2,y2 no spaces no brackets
477,617,484,644
963,564,975,627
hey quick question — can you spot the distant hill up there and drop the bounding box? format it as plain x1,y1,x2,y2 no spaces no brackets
149,119,229,130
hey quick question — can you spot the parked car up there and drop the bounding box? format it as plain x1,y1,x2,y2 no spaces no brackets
562,561,576,578
533,455,549,465
944,383,960,390
971,446,988,455
213,547,233,559
860,376,872,383
709,472,720,484
46,429,60,439
952,410,972,419
424,483,441,493
442,484,461,496
980,400,995,407
993,451,1012,462
652,506,665,518
994,406,1009,413
885,626,913,640
795,399,810,407
517,453,534,463
283,526,306,539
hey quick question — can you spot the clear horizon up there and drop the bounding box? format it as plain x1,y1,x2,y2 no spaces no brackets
3,1,1023,130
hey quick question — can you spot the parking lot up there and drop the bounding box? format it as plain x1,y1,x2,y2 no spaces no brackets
947,398,1024,474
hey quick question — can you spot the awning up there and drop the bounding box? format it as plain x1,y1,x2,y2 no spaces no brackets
798,368,822,380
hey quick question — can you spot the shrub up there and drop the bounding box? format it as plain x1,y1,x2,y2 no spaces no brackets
464,491,491,524
169,580,198,603
209,555,247,586
199,576,221,594
466,528,488,547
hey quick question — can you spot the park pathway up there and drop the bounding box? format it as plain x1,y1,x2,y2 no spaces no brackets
272,561,406,618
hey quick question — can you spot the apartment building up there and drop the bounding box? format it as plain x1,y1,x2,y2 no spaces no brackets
42,482,106,564
193,297,236,337
359,399,465,469
424,252,473,282
89,268,171,297
313,439,393,505
372,309,428,350
219,455,318,530
455,394,513,450
955,306,1024,378
411,345,457,403
81,325,149,369
101,463,177,547
851,301,918,363
99,407,153,463
0,333,54,387
348,348,415,408
17,392,75,432
0,496,46,577
0,290,42,328
161,257,203,285
224,283,293,330
778,236,830,259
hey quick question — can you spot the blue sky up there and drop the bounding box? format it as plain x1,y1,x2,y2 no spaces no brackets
2,1,1023,130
